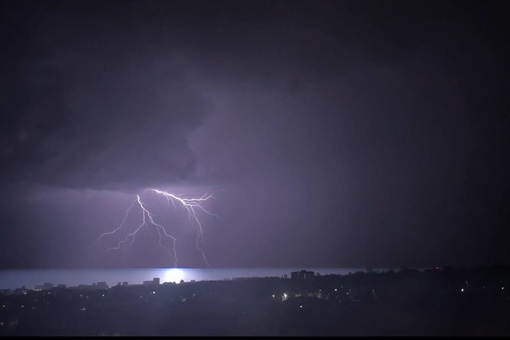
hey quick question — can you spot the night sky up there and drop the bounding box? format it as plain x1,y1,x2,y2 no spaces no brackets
1,0,509,269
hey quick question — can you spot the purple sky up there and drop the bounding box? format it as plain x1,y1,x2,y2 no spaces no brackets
1,0,509,269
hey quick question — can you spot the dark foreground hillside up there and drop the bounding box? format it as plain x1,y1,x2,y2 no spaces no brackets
1,267,509,336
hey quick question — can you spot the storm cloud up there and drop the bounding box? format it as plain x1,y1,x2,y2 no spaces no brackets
0,0,508,268
1,8,213,191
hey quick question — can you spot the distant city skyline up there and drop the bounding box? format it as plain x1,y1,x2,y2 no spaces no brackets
1,267,374,291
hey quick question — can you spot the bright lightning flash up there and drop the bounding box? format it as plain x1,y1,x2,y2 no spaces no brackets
93,189,215,267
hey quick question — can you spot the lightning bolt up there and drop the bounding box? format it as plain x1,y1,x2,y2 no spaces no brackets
150,189,216,267
93,189,215,267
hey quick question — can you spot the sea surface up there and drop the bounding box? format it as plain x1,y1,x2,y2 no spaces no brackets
0,268,375,290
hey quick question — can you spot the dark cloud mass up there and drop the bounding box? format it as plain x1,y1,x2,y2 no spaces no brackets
1,6,211,191
0,0,509,268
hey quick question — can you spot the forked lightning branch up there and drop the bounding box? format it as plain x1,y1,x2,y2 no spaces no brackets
93,189,215,267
